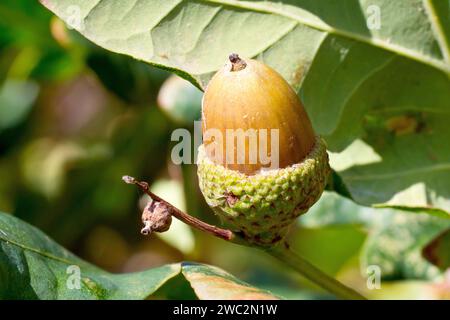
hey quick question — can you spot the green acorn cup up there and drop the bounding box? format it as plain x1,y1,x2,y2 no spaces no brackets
197,54,330,246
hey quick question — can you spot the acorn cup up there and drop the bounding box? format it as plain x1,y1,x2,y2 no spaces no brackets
197,54,330,246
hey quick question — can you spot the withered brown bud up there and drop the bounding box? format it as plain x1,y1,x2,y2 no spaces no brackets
141,200,172,235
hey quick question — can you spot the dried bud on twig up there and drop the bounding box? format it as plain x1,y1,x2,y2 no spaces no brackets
123,175,234,241
141,200,172,235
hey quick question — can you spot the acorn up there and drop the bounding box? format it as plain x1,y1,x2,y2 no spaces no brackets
197,54,330,246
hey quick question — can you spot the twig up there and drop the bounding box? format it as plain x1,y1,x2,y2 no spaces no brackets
122,176,235,241
122,175,367,300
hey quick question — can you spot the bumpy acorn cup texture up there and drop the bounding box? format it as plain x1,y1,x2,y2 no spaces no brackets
197,54,330,246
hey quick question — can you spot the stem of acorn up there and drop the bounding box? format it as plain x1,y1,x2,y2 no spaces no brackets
267,244,367,300
122,175,367,300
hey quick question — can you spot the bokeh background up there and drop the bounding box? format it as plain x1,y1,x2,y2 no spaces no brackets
1,1,448,300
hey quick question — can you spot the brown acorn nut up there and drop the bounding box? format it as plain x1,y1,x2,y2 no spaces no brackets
202,54,315,175
197,54,330,246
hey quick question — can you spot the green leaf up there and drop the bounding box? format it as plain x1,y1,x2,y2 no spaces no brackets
40,0,450,214
361,211,449,280
0,212,277,300
40,0,449,87
181,262,279,300
0,211,179,299
326,98,450,214
301,192,450,280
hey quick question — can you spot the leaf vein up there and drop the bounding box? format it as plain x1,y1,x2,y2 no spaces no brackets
423,0,450,63
0,234,83,267
201,0,450,74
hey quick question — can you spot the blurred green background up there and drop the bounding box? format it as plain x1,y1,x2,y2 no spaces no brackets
0,1,448,300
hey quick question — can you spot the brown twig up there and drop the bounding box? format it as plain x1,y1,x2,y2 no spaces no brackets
122,175,235,241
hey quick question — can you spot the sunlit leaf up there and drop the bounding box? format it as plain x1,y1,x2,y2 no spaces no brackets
181,262,279,300
41,0,450,214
